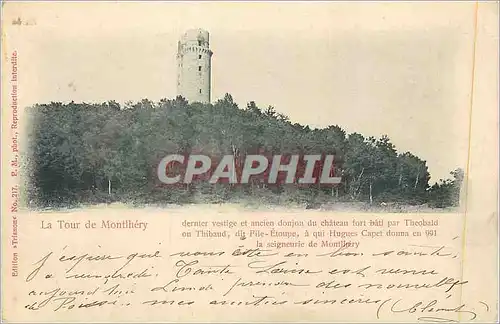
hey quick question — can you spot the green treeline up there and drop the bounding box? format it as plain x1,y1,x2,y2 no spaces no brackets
23,94,463,209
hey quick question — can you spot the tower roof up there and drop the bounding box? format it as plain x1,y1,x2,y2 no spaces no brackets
181,28,210,44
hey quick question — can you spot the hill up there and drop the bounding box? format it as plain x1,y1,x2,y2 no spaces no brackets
23,94,463,209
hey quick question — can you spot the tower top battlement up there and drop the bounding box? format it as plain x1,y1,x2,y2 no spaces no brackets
181,29,210,48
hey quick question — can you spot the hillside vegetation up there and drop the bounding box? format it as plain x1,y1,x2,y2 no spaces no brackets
24,94,463,209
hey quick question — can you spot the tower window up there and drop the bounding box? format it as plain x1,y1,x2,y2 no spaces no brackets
199,89,202,94
198,66,202,71
198,55,202,59
198,40,202,46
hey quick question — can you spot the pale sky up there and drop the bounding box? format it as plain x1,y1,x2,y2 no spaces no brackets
4,2,492,182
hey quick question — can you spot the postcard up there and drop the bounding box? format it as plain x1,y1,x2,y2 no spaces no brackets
1,1,498,322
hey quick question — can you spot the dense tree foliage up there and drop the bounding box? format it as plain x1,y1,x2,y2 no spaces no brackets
23,95,463,209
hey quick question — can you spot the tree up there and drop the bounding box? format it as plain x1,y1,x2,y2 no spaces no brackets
428,168,464,208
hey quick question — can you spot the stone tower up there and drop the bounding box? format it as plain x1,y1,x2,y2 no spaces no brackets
176,29,213,103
